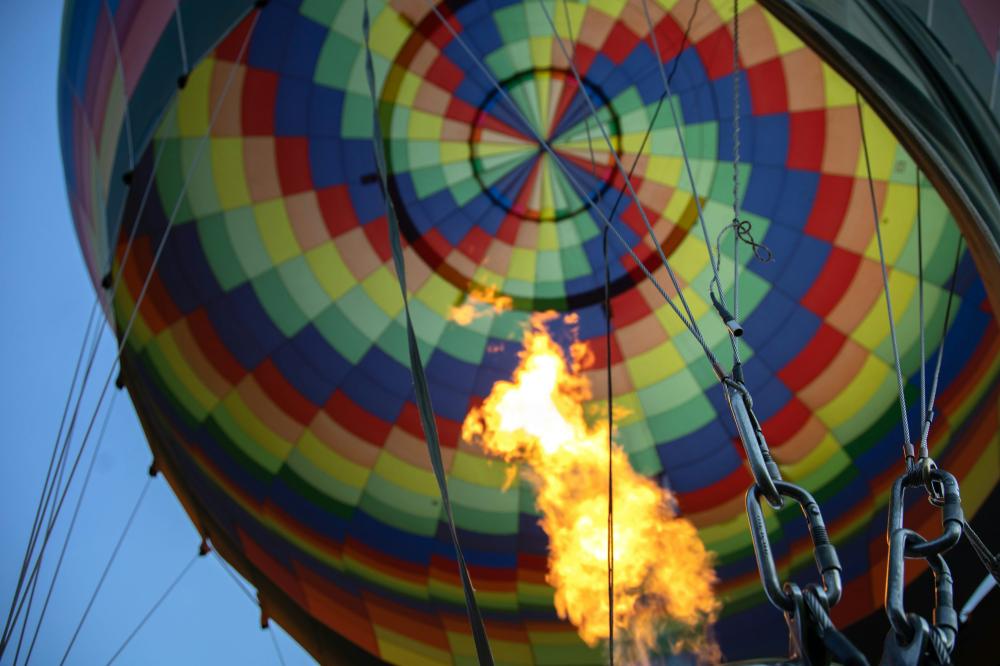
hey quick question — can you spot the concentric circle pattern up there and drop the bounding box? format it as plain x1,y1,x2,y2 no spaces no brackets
62,0,1000,663
468,68,620,223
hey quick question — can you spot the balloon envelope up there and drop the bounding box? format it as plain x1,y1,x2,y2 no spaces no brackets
59,0,1000,662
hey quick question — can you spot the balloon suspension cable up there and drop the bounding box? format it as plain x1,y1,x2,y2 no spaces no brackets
539,0,717,363
856,93,913,463
4,8,261,662
362,3,495,663
1,134,169,659
424,0,725,378
591,0,699,652
103,552,200,666
558,0,613,655
59,475,153,665
103,0,135,172
174,0,190,84
541,2,704,330
728,0,742,365
917,170,927,458
268,624,288,666
921,235,963,458
21,392,119,665
1,298,98,652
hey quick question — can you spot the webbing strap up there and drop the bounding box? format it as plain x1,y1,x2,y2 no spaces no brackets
361,4,494,664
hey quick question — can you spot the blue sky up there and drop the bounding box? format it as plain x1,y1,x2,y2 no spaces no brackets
0,3,313,664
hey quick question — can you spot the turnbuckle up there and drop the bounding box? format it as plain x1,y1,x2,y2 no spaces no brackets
884,529,957,664
746,481,843,612
887,468,963,558
725,376,783,508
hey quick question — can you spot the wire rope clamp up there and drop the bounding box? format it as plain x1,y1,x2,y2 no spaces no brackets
711,290,743,337
725,379,782,508
887,469,963,558
884,528,957,661
746,481,843,613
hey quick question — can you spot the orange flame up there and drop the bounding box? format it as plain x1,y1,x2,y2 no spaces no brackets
463,315,719,661
449,286,513,325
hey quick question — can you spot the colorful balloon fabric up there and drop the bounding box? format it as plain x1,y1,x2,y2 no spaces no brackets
59,0,1000,663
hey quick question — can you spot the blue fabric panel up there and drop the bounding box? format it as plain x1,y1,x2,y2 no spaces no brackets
661,439,742,492
275,76,311,135
774,234,830,302
349,512,433,564
272,340,335,405
741,164,784,218
291,323,353,390
773,170,820,228
341,367,405,422
309,137,346,187
426,349,478,393
743,287,798,350
248,2,296,72
282,12,326,79
308,85,345,137
751,113,790,166
656,420,732,467
756,307,821,371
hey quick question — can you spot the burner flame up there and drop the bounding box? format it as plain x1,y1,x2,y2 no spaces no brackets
462,314,719,662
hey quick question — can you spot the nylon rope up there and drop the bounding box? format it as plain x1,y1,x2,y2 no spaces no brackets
4,11,259,658
21,391,119,666
539,1,709,345
361,4,494,663
59,475,153,665
103,553,199,666
856,93,913,459
421,0,725,378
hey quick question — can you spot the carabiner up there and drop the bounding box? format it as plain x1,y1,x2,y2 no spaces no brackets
746,481,843,612
726,379,782,508
887,469,963,558
885,528,957,652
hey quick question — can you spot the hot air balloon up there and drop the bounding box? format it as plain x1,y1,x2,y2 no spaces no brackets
57,0,999,663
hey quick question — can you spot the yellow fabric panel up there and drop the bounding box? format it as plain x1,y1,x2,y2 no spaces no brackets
852,269,916,352
156,328,219,415
212,138,253,210
816,355,890,429
305,241,356,301
178,58,212,136
373,451,438,498
862,183,916,265
254,198,300,264
363,265,405,317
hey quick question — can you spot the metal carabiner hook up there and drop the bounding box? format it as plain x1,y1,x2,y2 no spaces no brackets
746,481,843,612
885,528,958,656
726,379,782,508
887,469,963,558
